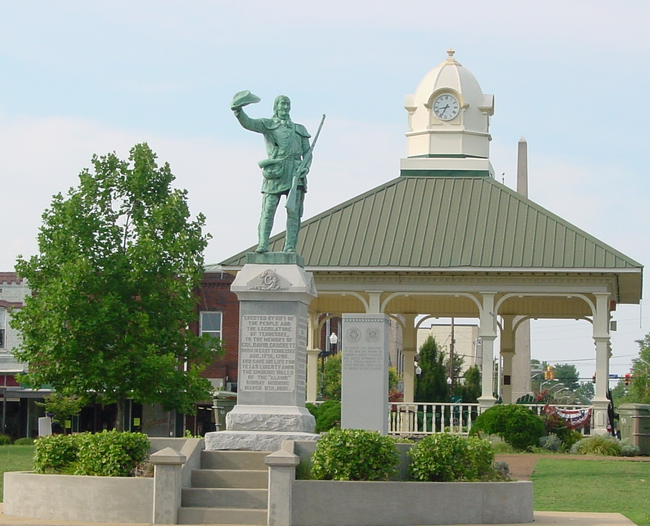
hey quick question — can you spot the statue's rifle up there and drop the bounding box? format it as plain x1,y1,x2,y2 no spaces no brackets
286,114,326,213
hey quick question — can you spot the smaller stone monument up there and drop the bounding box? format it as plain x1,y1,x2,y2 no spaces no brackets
341,314,390,434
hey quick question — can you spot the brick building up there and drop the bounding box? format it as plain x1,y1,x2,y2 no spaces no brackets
1,268,244,438
195,266,240,392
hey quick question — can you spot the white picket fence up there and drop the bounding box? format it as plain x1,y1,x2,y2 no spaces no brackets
388,402,593,437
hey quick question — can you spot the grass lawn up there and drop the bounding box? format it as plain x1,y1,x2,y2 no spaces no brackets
0,445,34,503
532,457,650,526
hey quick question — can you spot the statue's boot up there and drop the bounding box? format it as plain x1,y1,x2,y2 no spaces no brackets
257,217,273,253
284,213,300,253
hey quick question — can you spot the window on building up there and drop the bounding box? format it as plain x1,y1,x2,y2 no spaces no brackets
200,311,222,350
0,309,5,349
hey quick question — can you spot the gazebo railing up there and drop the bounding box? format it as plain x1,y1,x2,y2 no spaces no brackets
388,402,593,437
389,402,480,436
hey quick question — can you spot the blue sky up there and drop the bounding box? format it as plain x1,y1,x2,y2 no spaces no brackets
1,1,649,381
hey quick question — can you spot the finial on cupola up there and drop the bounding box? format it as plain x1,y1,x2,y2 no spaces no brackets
446,48,458,64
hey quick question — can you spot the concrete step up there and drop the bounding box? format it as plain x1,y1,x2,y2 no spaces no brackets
201,450,271,471
182,488,268,509
177,506,267,525
192,468,268,489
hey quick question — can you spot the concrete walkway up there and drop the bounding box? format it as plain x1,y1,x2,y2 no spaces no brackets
0,505,636,526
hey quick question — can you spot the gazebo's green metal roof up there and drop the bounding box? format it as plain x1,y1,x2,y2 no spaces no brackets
221,175,642,301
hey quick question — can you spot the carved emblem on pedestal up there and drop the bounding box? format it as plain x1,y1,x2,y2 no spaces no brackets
247,269,291,291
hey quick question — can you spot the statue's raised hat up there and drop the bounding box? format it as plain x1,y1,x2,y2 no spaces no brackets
231,90,261,110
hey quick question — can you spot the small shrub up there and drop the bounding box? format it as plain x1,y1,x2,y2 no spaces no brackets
0,434,11,445
408,434,498,482
34,434,82,473
307,400,341,433
466,436,497,480
470,405,545,450
569,434,622,456
34,431,150,476
538,434,561,452
561,430,583,452
13,437,35,446
311,428,398,481
621,441,641,457
74,430,150,477
482,434,515,454
541,412,572,443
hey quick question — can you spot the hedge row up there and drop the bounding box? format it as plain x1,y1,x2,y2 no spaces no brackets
34,430,150,477
310,428,508,482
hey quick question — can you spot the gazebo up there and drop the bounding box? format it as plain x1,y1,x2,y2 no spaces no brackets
221,51,642,434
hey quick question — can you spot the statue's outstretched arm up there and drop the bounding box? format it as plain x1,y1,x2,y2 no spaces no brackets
233,108,267,134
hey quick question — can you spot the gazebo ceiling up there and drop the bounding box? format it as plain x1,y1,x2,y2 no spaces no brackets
219,174,643,316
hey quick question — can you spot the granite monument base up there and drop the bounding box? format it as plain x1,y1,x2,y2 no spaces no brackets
205,430,319,452
226,404,315,432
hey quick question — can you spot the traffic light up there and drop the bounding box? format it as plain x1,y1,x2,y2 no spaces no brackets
624,374,631,386
592,372,596,383
544,365,555,380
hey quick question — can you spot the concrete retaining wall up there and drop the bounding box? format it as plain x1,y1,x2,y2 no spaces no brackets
274,440,534,526
3,472,153,523
291,480,534,526
3,437,204,524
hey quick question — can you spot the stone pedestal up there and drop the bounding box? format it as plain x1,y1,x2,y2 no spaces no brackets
205,253,319,451
341,314,390,434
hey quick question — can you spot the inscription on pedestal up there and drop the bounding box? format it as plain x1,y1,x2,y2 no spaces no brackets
240,314,297,392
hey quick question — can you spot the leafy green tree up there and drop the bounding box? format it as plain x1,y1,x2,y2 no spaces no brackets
321,353,341,401
574,381,595,404
319,356,400,402
388,366,400,391
456,364,481,403
12,144,215,431
415,336,449,403
36,393,86,435
610,379,634,405
443,352,464,394
552,363,580,390
630,334,650,404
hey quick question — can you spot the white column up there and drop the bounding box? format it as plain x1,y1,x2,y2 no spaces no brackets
366,291,383,313
402,314,418,404
306,311,320,403
306,349,320,402
511,316,532,401
500,315,515,404
592,293,611,435
478,292,498,411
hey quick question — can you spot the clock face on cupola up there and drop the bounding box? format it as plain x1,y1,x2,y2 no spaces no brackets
402,49,495,178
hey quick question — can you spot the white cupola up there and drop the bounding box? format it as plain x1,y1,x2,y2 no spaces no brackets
401,50,495,177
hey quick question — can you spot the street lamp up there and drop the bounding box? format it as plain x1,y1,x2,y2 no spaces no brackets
540,380,558,393
329,332,338,355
